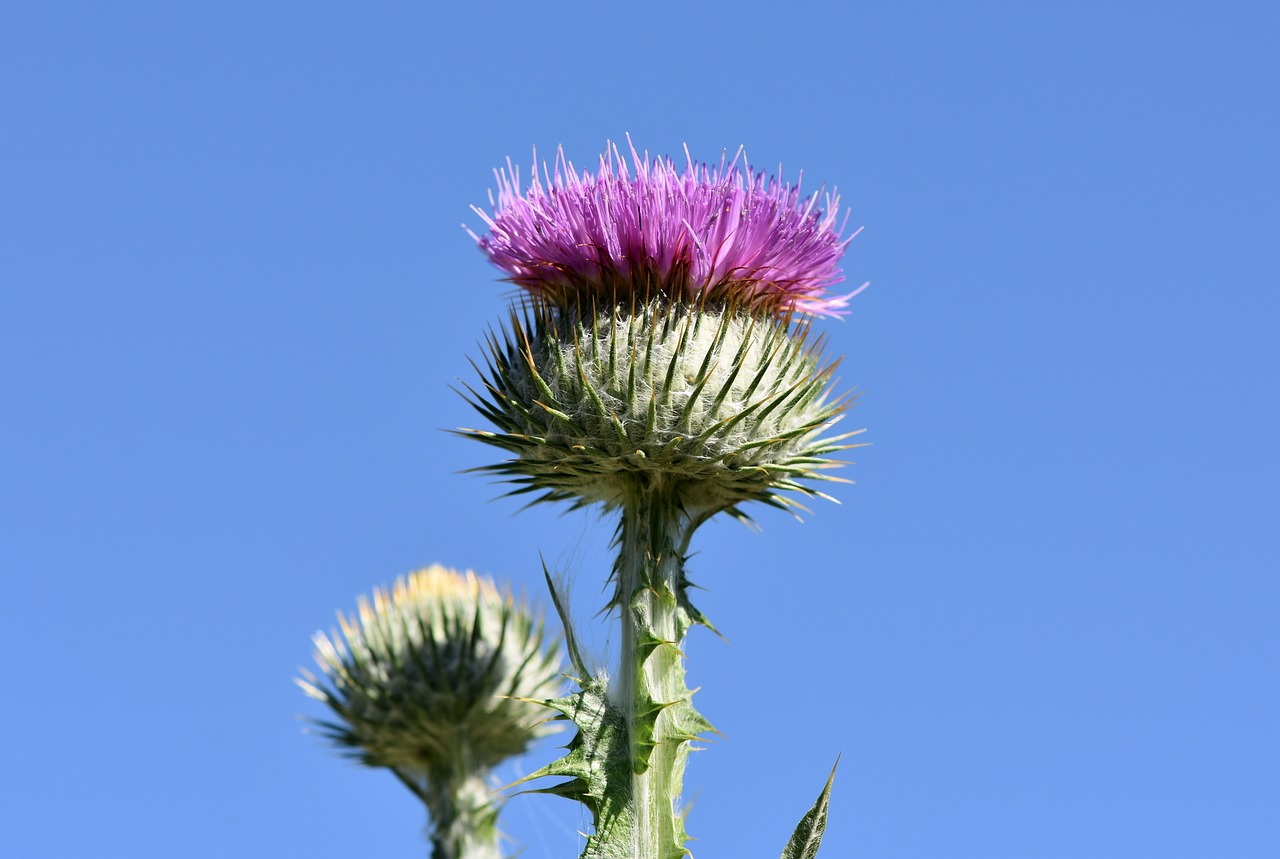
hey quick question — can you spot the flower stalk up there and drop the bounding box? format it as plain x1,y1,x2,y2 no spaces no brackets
420,772,501,859
611,492,709,859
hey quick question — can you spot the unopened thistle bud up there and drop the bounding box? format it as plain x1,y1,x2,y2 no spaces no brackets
299,565,562,859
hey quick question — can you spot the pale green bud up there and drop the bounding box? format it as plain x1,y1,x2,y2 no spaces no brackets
298,565,562,781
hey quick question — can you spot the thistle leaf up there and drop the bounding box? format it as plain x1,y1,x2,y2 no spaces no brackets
780,760,838,859
509,676,637,859
541,559,588,677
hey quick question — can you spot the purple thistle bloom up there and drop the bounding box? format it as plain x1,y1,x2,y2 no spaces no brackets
470,139,863,317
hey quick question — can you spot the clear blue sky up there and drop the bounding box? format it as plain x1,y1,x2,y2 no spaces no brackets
3,2,1278,857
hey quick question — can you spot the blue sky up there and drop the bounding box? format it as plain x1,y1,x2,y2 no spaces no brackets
3,2,1278,857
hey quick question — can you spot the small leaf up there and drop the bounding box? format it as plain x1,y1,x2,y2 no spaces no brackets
780,759,838,859
541,560,588,676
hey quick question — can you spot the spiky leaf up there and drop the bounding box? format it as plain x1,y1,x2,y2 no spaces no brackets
780,761,838,859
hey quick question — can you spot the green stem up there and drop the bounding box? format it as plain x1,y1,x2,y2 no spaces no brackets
612,487,704,859
420,770,501,859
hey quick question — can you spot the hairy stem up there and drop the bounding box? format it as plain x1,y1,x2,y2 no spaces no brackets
421,770,501,859
611,486,705,859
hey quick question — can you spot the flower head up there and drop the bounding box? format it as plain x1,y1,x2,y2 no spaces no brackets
299,565,562,779
471,139,860,317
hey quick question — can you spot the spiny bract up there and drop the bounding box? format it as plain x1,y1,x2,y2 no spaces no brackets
465,298,858,518
298,565,562,778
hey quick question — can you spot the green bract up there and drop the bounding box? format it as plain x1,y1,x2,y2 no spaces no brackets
464,298,858,521
299,566,561,777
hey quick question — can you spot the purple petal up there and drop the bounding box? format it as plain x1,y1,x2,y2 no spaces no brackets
472,139,859,317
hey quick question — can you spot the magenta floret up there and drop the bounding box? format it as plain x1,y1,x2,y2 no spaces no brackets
470,139,861,317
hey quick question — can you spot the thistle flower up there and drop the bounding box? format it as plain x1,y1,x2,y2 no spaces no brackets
470,139,861,317
299,565,562,859
465,141,863,519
